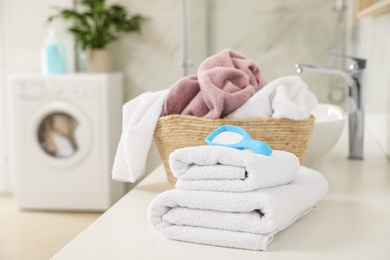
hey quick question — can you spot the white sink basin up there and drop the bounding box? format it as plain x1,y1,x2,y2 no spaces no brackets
305,103,346,165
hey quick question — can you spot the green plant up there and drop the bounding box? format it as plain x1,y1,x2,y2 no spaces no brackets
49,0,144,50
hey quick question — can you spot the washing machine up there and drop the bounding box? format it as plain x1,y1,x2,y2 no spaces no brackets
9,73,125,211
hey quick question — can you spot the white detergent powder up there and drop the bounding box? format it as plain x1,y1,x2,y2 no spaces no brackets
212,131,244,144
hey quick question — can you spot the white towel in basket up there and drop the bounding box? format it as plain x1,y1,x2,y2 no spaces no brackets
169,145,299,192
225,76,317,120
148,166,329,251
112,89,169,182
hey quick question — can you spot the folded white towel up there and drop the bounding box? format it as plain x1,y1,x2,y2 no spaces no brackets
148,166,328,251
225,76,318,120
169,145,299,192
112,89,169,182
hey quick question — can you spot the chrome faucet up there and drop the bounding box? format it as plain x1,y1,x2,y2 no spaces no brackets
295,53,366,160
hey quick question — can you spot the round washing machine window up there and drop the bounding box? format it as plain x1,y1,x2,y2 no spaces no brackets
28,100,93,170
37,112,79,158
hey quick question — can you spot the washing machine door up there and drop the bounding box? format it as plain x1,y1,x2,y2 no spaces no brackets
28,100,93,170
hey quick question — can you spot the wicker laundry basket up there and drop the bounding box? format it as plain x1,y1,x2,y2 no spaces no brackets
153,114,315,188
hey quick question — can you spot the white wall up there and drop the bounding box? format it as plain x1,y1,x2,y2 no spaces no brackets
4,0,73,73
0,0,6,192
357,13,390,157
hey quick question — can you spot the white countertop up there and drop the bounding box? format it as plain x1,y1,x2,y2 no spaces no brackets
52,128,390,260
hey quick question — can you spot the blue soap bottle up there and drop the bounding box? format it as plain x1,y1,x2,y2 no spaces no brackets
42,29,66,74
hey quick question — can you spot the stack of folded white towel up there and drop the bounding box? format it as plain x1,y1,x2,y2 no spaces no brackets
147,146,328,251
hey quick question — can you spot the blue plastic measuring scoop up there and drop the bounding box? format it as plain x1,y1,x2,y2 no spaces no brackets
205,125,272,156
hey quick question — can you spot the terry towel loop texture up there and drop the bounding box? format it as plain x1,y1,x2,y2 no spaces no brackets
112,89,170,182
169,146,300,192
148,166,329,251
161,48,267,119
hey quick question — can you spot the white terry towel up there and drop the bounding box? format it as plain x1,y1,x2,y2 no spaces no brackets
148,166,329,251
112,89,169,182
225,76,318,120
169,145,299,192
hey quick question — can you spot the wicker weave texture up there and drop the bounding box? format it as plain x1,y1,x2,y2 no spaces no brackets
153,114,315,188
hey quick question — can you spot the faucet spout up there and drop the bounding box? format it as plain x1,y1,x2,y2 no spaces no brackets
295,61,365,160
295,64,355,89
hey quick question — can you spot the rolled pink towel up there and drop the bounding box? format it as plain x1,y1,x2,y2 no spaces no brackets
161,49,267,119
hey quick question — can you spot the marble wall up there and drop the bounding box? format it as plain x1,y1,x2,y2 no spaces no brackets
357,13,390,157
113,0,183,99
187,0,350,104
114,0,351,102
